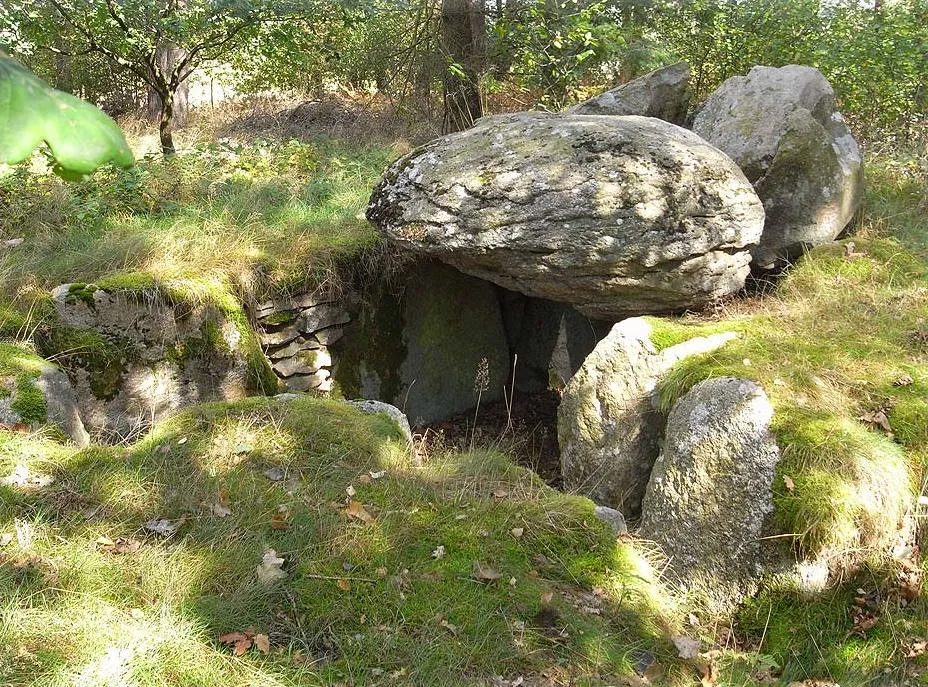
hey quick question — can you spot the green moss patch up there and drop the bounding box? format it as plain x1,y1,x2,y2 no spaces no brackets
0,342,48,425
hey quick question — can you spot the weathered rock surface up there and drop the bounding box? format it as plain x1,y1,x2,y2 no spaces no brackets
558,318,736,516
39,283,273,439
35,365,91,446
639,377,780,612
0,354,89,446
348,399,414,444
368,113,765,319
692,65,863,268
568,62,691,125
332,261,510,426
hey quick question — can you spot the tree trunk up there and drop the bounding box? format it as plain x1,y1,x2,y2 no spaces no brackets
159,90,176,155
441,0,487,133
147,42,189,128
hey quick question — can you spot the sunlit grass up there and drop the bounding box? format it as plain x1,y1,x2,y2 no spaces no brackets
0,397,687,686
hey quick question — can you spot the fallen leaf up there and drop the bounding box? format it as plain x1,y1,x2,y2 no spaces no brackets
511,527,524,538
219,631,253,656
143,517,184,536
263,467,285,482
358,474,372,484
256,549,287,584
439,618,458,635
375,566,388,577
254,633,270,654
337,578,351,591
432,545,445,559
859,409,893,434
491,488,509,498
345,500,375,524
177,437,188,445
474,561,502,582
540,591,554,605
783,475,795,493
893,374,914,387
672,634,701,659
97,536,142,554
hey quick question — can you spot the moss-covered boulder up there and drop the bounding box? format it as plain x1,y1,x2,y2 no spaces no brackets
0,341,89,445
37,277,276,440
692,65,863,269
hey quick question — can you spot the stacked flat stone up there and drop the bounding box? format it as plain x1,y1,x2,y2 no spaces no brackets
254,293,350,392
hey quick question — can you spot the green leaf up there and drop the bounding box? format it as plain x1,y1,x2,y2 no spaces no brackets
0,55,134,174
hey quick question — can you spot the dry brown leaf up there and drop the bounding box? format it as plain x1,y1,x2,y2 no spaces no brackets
358,474,372,485
218,631,253,656
783,475,795,493
474,561,502,582
337,578,351,591
491,488,509,499
859,409,893,434
511,527,524,538
254,634,270,654
540,591,554,605
345,500,375,524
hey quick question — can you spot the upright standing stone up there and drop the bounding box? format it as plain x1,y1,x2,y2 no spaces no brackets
639,377,781,612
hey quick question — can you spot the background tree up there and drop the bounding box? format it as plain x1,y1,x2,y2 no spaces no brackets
2,0,329,154
440,0,486,132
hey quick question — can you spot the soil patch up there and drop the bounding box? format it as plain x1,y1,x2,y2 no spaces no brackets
416,390,562,488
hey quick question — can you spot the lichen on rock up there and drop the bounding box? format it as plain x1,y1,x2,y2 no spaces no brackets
367,112,765,320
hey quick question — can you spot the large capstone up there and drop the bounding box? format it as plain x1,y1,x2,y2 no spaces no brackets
639,377,781,613
692,65,863,268
568,61,691,125
367,113,764,320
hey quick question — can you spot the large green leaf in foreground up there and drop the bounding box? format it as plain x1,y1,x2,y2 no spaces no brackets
0,55,134,174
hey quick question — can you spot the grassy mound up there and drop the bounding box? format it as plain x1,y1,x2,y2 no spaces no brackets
0,396,688,686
